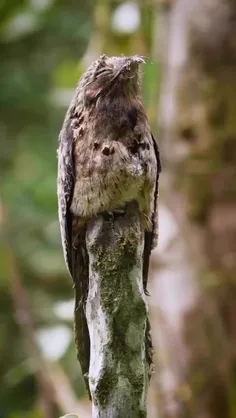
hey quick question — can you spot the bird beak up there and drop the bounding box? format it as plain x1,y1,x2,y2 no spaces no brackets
110,55,146,81
132,56,146,65
122,56,146,73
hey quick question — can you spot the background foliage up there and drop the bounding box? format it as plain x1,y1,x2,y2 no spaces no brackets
0,1,159,417
2,1,236,418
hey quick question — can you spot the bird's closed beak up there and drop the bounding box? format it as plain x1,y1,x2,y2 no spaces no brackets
121,56,145,75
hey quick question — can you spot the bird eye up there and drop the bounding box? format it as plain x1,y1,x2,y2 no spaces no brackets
95,67,110,77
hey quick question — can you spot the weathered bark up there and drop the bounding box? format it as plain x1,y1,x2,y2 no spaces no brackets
156,0,236,417
85,202,149,418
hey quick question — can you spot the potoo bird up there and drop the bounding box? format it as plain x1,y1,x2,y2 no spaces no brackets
57,55,161,396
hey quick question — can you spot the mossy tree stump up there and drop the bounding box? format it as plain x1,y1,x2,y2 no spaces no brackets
85,202,149,418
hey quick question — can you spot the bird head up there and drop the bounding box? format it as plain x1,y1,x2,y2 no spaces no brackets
79,55,145,105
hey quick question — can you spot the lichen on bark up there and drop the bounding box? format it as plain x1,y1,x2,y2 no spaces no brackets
85,201,150,418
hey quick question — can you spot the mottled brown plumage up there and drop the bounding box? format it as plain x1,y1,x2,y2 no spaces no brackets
57,55,161,397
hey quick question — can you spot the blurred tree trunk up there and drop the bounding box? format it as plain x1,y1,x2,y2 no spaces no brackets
156,0,236,417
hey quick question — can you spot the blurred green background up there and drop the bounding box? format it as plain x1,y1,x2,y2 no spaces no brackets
1,0,236,417
0,1,159,417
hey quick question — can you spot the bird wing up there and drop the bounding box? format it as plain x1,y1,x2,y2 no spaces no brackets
57,116,74,277
57,115,91,398
142,134,161,370
143,133,161,293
